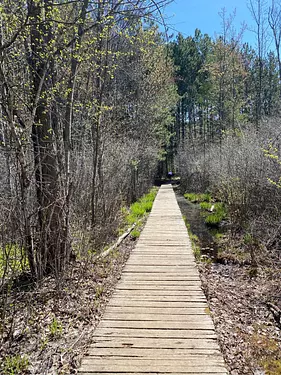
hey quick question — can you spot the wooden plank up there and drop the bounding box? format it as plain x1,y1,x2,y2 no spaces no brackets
117,280,201,286
109,300,207,307
110,296,206,302
93,328,217,339
90,337,220,349
115,285,202,291
124,267,198,272
121,273,199,278
121,272,200,277
114,290,206,296
79,362,226,373
120,276,201,281
86,347,222,357
105,306,207,315
99,320,214,330
126,262,196,266
103,313,213,322
80,372,228,375
81,359,226,367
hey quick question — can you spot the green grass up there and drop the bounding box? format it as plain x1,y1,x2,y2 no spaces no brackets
205,203,226,226
199,202,213,210
130,229,141,239
123,187,158,226
200,202,227,227
2,355,29,375
184,193,211,203
49,317,63,338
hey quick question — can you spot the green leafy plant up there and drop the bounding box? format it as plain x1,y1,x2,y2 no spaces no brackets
120,187,158,231
0,244,29,278
2,355,29,375
95,285,104,298
130,229,141,239
39,335,49,351
202,203,227,227
199,202,213,210
184,193,211,203
49,317,63,338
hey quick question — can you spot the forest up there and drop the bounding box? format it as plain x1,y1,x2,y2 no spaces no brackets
0,0,281,374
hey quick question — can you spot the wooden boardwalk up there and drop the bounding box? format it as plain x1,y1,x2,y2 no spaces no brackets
78,184,228,375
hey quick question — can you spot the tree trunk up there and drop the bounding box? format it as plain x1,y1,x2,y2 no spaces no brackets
29,0,67,278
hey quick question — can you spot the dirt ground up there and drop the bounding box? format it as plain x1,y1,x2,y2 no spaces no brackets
199,257,281,375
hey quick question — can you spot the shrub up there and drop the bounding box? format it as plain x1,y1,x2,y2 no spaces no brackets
178,120,281,253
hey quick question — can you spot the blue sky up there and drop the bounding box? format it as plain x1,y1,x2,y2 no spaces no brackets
162,0,258,46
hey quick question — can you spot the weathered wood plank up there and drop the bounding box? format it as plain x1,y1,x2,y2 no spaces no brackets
117,280,202,286
105,306,208,315
99,320,214,330
80,372,228,375
110,296,206,302
81,359,226,367
120,276,201,281
109,300,207,307
92,328,217,339
102,314,213,324
86,347,222,357
115,285,202,291
114,290,206,296
80,363,226,373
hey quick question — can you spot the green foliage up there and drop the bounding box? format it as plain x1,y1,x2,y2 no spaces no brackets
199,202,213,210
243,232,254,245
48,317,63,338
130,229,141,239
39,336,48,351
203,203,227,227
0,244,29,277
184,193,211,203
2,355,29,375
123,188,158,226
263,143,281,188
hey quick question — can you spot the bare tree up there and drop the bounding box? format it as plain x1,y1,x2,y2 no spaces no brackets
268,0,281,97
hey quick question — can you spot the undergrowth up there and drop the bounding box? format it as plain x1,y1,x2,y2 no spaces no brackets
0,244,29,278
184,192,211,203
2,355,29,375
120,187,158,238
203,203,227,227
185,192,227,227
